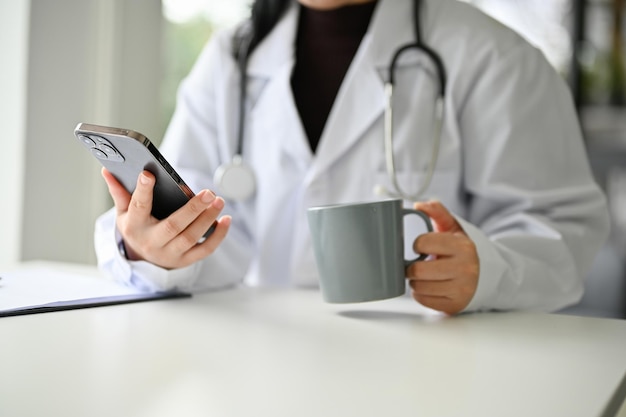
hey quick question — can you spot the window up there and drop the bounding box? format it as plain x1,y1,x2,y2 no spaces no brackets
160,1,251,135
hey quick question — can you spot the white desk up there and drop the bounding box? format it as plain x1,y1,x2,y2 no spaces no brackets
1,264,626,417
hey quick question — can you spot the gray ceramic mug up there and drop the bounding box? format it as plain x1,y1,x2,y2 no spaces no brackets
307,199,433,303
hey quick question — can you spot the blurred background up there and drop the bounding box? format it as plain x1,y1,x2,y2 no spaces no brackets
0,0,624,318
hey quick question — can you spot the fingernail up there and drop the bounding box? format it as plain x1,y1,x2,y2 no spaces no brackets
200,189,216,203
212,197,225,210
140,174,150,185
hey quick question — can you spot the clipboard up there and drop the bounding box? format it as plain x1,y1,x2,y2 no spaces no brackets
0,264,191,318
0,291,191,317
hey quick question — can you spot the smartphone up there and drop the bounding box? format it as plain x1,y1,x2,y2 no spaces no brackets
74,122,216,236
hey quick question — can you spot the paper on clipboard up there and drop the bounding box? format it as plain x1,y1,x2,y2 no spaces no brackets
0,265,190,317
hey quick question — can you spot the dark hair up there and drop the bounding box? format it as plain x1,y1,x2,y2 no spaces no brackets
233,0,292,62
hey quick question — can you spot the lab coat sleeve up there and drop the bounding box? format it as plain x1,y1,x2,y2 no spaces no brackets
94,208,201,292
457,42,610,312
93,29,254,292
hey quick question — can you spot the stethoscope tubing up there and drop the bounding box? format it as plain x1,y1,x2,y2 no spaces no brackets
219,0,447,202
380,0,447,201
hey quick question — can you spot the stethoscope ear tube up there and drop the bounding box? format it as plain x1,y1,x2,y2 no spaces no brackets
214,26,257,202
381,82,444,201
379,0,446,202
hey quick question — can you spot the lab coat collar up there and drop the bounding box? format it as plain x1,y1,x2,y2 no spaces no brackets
246,0,418,181
246,1,300,79
368,0,416,70
246,0,416,76
308,0,416,180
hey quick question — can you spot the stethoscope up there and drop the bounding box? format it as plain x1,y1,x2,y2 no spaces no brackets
213,0,447,202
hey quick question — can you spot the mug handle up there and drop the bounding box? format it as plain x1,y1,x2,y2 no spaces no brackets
402,209,433,266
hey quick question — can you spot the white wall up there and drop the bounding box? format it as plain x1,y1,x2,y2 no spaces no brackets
0,1,30,268
0,0,163,268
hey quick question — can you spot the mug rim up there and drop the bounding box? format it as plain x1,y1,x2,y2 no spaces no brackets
307,198,402,212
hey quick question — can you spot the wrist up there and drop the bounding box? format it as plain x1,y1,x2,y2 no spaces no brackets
118,239,143,261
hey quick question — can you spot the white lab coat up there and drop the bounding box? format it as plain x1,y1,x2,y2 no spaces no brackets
95,0,610,312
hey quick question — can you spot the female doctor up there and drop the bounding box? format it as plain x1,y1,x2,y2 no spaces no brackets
95,0,610,315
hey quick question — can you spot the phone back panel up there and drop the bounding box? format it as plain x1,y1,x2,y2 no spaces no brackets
74,123,194,220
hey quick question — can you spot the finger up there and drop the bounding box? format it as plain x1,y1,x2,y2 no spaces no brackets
409,266,477,315
164,196,223,251
406,258,459,281
127,171,155,221
101,168,131,215
413,200,462,233
411,292,458,315
156,190,218,243
413,232,471,257
408,278,455,297
180,215,232,265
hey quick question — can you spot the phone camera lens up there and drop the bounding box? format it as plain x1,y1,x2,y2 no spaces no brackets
100,144,118,156
91,148,108,159
79,135,96,147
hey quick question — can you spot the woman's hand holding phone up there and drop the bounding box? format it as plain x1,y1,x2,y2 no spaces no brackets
102,168,231,269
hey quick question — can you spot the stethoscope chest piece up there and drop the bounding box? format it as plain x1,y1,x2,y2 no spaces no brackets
213,154,256,201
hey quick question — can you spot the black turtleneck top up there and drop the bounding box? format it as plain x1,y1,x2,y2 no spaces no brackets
291,1,378,153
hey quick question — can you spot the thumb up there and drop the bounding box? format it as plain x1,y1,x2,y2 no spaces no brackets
413,200,462,233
